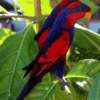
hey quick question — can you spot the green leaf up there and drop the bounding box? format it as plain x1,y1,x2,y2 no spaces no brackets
17,0,52,16
0,6,7,12
98,29,100,35
24,81,57,100
65,59,100,91
68,79,79,100
12,0,18,14
70,24,100,64
42,73,51,82
0,23,39,100
73,26,100,54
34,15,46,23
0,29,15,45
55,82,71,100
66,49,70,66
41,0,52,15
17,0,35,16
87,73,100,100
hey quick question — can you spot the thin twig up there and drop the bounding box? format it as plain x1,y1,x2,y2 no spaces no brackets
12,0,17,14
0,13,48,21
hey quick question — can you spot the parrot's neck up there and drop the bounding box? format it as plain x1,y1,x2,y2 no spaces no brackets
42,7,60,28
68,28,74,45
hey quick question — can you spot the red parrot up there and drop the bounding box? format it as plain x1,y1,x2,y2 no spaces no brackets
35,0,80,48
17,1,91,100
23,0,91,80
23,0,81,80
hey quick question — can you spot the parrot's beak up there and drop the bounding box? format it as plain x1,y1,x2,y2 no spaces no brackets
84,12,91,20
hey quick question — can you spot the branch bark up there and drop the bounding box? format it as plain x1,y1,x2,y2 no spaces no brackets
34,0,42,32
0,13,48,21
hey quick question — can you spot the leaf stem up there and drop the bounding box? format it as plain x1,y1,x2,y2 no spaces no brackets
12,0,17,14
64,75,92,79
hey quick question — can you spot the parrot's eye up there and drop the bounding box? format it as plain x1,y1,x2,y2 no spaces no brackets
79,7,84,12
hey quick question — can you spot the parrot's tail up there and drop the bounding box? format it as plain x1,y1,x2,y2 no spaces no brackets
17,79,41,100
22,61,36,78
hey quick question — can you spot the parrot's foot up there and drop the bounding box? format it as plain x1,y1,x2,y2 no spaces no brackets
60,79,68,90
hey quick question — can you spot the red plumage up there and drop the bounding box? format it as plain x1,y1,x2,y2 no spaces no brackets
35,0,79,49
30,31,70,78
37,27,50,48
17,1,91,100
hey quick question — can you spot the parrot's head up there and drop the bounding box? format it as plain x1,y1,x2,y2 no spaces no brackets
57,0,79,14
63,1,91,28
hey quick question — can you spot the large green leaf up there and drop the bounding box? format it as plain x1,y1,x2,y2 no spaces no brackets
24,81,57,100
0,29,15,45
73,24,100,54
68,24,100,65
65,59,100,91
67,79,79,100
16,0,52,16
0,6,7,12
17,0,35,16
55,78,78,100
55,82,70,100
87,73,100,100
0,23,39,100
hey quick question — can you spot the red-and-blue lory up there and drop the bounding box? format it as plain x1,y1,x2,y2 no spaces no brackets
23,0,81,80
35,0,80,48
17,1,91,100
23,0,84,80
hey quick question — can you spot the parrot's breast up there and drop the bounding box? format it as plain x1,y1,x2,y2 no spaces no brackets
45,31,70,60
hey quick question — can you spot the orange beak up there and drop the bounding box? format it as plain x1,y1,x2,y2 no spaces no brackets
84,12,91,20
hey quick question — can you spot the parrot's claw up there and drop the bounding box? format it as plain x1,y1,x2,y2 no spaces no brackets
60,79,68,90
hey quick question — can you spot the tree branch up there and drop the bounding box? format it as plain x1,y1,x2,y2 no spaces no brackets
34,0,42,32
0,13,48,21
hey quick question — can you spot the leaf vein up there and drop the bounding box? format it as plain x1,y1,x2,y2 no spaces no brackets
6,25,32,100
